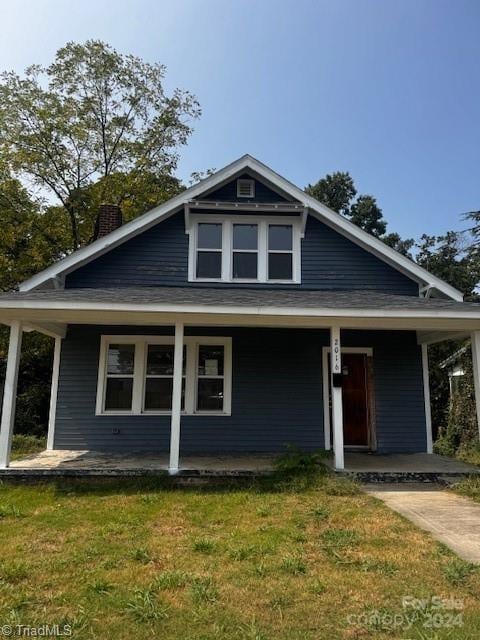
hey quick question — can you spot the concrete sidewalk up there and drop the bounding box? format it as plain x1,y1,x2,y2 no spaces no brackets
364,483,480,563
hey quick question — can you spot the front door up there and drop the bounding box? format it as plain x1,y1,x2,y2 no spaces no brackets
341,353,369,447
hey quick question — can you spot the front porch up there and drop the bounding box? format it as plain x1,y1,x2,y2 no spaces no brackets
1,288,480,474
3,450,479,480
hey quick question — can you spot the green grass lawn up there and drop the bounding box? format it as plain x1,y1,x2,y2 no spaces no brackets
0,470,479,639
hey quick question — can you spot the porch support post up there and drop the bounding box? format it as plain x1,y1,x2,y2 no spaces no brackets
330,326,344,470
0,321,23,468
169,321,184,474
471,331,480,439
421,344,433,454
47,337,62,450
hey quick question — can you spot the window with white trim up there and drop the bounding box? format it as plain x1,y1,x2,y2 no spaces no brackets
268,224,293,280
232,223,258,279
144,344,186,411
104,343,135,411
96,336,232,416
189,216,301,283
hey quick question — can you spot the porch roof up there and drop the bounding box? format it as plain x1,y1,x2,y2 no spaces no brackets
1,287,479,337
0,286,479,313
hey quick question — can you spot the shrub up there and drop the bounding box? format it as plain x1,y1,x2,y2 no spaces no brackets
274,445,328,476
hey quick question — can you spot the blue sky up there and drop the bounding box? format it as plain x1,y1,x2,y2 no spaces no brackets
1,0,479,240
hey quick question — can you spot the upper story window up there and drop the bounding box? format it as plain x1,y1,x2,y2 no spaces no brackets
236,179,255,198
188,216,301,283
196,223,223,279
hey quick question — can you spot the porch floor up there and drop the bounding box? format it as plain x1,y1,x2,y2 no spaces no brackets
7,450,277,476
324,452,479,480
3,450,479,479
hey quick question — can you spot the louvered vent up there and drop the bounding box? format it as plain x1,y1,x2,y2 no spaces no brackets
237,179,255,198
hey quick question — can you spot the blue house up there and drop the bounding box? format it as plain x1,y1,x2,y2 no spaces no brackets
1,154,480,473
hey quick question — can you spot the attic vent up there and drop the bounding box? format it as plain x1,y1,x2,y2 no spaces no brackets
237,178,255,198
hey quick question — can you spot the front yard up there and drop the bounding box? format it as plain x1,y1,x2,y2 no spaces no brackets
0,468,479,639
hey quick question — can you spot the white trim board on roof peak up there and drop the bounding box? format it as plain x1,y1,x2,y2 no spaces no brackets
18,154,463,301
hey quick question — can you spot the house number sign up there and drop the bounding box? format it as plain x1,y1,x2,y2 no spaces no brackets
332,337,341,374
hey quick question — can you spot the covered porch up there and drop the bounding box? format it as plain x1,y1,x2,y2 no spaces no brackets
1,287,480,474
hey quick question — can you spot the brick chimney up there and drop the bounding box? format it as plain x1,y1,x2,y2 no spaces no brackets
95,203,123,239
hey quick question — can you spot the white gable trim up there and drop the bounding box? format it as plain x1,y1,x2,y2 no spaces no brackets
18,154,463,301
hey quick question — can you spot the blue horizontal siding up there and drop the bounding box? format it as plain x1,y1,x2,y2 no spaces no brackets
66,213,418,295
53,326,427,454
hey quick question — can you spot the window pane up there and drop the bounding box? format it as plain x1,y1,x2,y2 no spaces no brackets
147,345,186,375
197,223,222,249
233,224,258,250
105,378,133,410
198,345,224,376
144,378,185,411
233,252,257,279
269,224,293,250
268,253,293,280
197,379,224,411
107,344,135,375
196,251,222,278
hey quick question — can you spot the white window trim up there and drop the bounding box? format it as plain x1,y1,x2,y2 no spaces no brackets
237,178,255,198
188,214,301,284
96,335,232,417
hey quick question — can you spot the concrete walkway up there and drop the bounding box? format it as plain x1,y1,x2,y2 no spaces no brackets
365,484,480,563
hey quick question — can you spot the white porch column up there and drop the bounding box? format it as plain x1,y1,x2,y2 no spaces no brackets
330,326,344,470
471,331,480,439
169,321,184,474
46,337,62,450
421,344,433,454
0,321,23,468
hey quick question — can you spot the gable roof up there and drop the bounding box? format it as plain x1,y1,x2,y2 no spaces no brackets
18,154,463,301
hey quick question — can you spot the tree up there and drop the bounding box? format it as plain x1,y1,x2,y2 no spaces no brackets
305,171,356,215
305,170,413,252
382,232,415,258
415,232,479,299
0,40,200,250
348,195,386,237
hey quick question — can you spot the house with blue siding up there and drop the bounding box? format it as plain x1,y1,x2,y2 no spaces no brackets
1,154,480,473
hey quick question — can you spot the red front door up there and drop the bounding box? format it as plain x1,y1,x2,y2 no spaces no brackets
341,353,369,446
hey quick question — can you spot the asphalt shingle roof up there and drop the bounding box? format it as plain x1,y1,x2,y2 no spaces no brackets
0,287,478,312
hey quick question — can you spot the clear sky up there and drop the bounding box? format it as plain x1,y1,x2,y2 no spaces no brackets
0,0,479,240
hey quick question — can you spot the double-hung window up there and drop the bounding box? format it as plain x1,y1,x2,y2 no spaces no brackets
196,223,222,279
104,343,136,410
189,216,301,283
268,224,293,280
232,223,258,280
144,345,186,411
97,336,232,416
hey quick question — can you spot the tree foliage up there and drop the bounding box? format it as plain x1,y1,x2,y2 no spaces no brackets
0,40,200,249
305,170,414,255
349,194,386,237
435,348,478,457
305,171,356,216
415,231,480,300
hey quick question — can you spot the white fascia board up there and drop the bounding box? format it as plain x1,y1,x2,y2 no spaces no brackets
242,157,464,301
19,154,463,301
0,298,479,320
